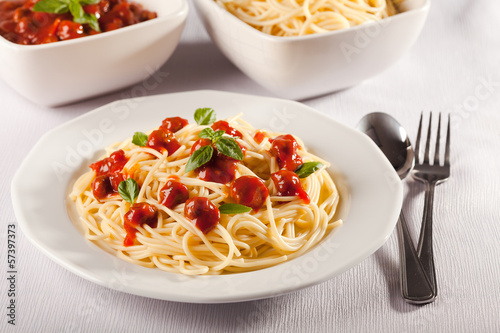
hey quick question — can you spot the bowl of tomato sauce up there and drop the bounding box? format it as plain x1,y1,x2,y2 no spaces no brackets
0,0,188,106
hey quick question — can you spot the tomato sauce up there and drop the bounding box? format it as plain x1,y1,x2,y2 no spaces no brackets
123,202,158,246
184,197,220,234
91,173,125,201
160,117,189,133
0,0,157,45
253,130,266,144
90,149,128,176
269,134,303,171
230,175,269,212
190,138,211,155
90,150,129,201
271,170,310,203
147,129,181,155
198,150,238,184
190,139,242,184
211,120,243,139
159,178,189,209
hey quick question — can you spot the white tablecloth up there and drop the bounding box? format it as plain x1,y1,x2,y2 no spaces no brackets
2,0,500,332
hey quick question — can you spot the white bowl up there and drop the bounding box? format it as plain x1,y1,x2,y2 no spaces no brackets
0,0,188,107
194,0,430,100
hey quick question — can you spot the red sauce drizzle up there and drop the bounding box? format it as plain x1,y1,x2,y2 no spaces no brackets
159,178,189,209
91,173,125,201
230,176,269,212
190,139,241,184
89,150,129,201
211,120,242,139
198,150,238,184
123,202,158,246
0,0,157,45
184,197,220,234
271,170,310,204
269,134,303,171
90,149,128,176
147,129,181,155
190,138,211,155
253,131,266,144
160,117,189,133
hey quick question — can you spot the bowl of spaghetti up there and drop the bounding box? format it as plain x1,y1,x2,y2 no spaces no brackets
0,0,188,106
194,0,430,100
11,90,402,303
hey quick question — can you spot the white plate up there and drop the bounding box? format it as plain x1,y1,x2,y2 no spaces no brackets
11,90,402,303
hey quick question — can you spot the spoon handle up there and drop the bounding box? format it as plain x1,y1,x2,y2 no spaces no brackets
397,211,435,304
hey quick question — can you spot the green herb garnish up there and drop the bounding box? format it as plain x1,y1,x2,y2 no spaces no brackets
185,109,244,173
132,132,148,147
33,0,102,32
219,203,252,214
194,108,216,125
118,178,139,204
199,128,225,142
185,145,213,173
214,137,244,161
295,162,324,178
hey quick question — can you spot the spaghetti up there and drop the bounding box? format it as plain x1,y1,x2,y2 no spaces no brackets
215,0,399,36
69,110,342,275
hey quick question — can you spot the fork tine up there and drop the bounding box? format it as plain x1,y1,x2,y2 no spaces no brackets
444,113,451,166
414,112,423,163
434,113,441,166
423,112,432,164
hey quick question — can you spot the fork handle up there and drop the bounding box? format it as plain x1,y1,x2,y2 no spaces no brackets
398,211,435,304
417,181,438,297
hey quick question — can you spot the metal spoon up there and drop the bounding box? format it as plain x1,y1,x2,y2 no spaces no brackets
357,112,435,304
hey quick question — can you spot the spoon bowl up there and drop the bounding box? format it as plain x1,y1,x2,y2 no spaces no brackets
356,112,414,179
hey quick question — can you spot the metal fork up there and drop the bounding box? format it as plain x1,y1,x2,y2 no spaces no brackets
412,112,451,298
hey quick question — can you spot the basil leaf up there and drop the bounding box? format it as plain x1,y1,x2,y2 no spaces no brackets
32,0,101,31
219,203,252,214
83,13,100,32
215,137,243,161
212,130,225,142
132,132,148,147
65,0,101,32
185,145,213,173
198,127,215,140
118,178,139,204
73,12,100,32
68,0,84,19
295,162,324,178
80,0,101,5
33,0,69,14
199,128,225,142
194,108,216,125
